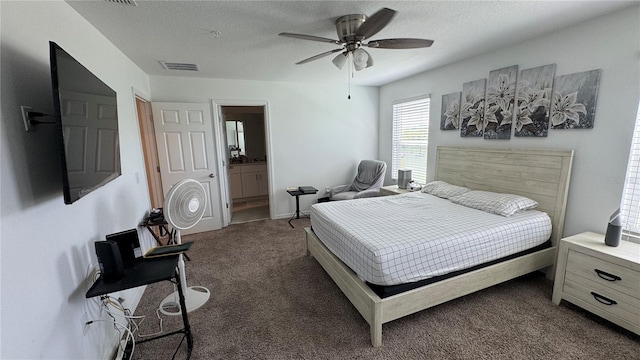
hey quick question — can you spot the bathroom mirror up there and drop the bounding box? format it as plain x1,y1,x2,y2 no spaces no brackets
226,120,245,159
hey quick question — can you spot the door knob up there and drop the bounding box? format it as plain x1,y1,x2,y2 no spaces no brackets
209,174,215,178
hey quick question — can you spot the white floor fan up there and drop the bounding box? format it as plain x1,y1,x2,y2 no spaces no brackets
159,179,210,316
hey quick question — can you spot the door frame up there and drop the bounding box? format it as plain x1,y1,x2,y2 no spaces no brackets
212,99,273,226
134,94,164,209
132,88,165,211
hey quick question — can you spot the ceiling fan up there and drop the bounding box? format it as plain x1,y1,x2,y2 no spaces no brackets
279,8,433,71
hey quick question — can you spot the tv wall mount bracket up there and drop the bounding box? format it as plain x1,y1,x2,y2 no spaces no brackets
21,106,55,132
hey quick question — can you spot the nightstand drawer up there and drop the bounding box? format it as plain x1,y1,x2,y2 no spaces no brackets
564,274,640,326
566,250,640,298
553,232,640,335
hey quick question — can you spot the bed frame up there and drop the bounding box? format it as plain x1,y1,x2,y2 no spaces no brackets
304,146,574,347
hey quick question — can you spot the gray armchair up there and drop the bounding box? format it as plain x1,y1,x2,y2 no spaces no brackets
329,160,387,201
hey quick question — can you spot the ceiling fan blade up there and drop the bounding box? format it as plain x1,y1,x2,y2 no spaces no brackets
355,8,396,40
366,38,434,49
296,48,343,65
279,32,340,45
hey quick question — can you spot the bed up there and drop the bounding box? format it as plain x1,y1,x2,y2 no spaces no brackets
303,146,574,347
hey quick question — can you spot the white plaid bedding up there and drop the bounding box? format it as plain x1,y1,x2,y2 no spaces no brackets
310,191,552,286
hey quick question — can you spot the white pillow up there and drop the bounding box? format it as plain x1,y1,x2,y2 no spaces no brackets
449,190,538,217
421,181,470,199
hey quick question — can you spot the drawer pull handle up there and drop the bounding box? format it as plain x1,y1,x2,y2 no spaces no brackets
590,292,617,306
594,269,621,282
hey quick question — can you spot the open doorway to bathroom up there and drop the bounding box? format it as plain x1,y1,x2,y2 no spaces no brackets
222,106,270,224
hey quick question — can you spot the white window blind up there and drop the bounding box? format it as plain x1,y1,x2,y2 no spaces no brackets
392,96,430,184
620,102,640,235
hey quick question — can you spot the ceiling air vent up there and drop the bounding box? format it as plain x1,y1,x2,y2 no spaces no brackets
160,62,200,72
104,0,138,6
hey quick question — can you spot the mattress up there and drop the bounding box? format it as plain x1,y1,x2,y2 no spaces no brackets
310,191,552,286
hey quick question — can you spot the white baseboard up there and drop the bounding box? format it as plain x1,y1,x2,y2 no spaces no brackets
103,332,121,360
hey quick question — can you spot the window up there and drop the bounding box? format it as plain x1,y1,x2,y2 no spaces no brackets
391,96,430,184
620,102,640,237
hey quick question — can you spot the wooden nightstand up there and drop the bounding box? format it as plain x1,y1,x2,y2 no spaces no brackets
380,185,410,196
552,232,640,335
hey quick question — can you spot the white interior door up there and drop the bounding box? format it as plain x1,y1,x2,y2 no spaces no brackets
151,102,222,234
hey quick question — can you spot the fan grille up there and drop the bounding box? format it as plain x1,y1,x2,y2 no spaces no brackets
164,179,207,230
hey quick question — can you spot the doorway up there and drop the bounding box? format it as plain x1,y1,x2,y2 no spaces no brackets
221,106,270,224
136,97,272,229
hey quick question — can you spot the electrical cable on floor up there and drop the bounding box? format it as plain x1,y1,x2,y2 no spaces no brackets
136,308,165,337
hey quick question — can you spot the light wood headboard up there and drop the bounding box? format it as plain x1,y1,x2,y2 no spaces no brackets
435,146,574,246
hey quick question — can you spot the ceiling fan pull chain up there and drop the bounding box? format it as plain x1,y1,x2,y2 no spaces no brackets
348,54,352,99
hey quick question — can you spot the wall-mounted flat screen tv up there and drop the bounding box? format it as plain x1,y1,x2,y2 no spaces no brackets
49,41,121,204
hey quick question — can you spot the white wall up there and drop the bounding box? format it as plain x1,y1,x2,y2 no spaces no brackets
150,77,379,218
4,2,634,359
379,6,640,238
1,1,152,359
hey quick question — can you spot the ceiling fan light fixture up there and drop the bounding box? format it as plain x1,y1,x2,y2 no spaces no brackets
353,48,370,71
332,53,348,70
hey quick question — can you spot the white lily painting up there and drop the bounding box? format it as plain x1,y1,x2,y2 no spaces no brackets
460,79,486,137
484,65,518,139
515,64,556,137
441,92,461,130
550,69,601,129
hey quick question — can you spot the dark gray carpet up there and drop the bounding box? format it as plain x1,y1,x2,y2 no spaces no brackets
131,218,639,359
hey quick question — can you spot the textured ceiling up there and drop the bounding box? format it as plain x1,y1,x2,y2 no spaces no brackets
66,0,636,86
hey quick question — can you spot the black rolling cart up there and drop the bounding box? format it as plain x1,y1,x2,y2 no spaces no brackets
86,255,193,359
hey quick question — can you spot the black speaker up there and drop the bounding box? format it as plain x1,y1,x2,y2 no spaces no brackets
95,240,124,282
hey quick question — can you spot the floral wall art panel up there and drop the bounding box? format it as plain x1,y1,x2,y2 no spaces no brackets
441,92,461,130
515,64,556,137
484,65,518,139
551,69,601,129
460,79,486,137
